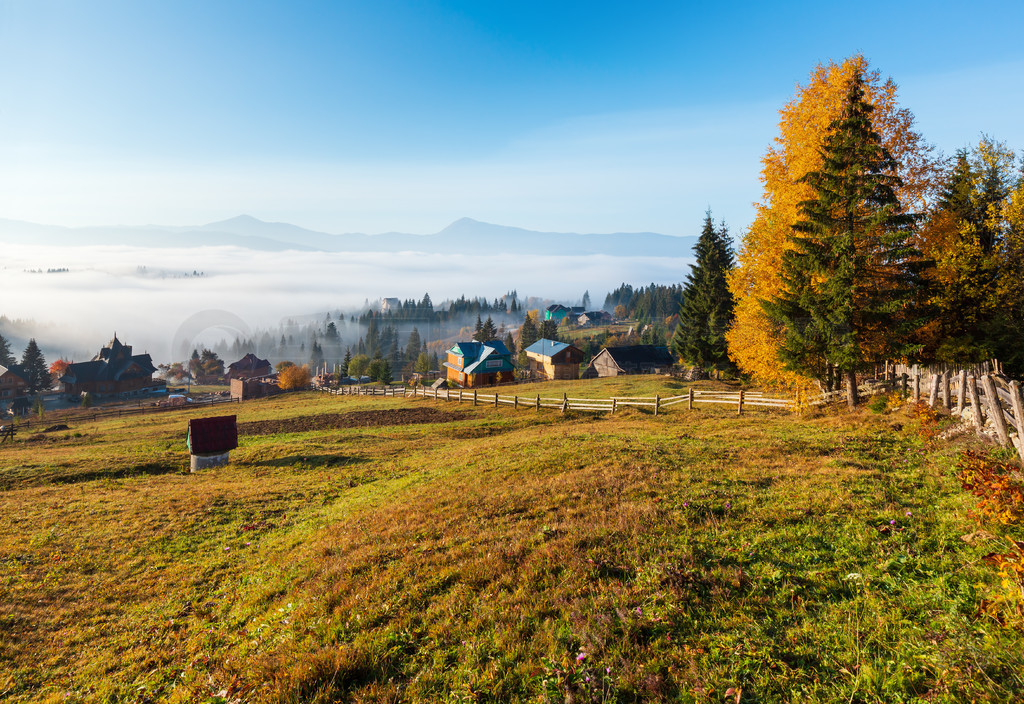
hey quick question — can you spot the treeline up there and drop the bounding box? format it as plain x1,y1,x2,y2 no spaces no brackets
722,55,1024,404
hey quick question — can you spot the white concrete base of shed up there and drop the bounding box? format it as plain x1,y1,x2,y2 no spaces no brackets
190,451,230,472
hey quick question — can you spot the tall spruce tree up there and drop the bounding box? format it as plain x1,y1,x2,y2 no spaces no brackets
518,313,539,351
0,332,14,367
21,338,49,393
762,70,925,407
480,316,498,341
673,211,735,370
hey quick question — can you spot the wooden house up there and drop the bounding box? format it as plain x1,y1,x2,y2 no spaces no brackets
544,304,585,323
226,353,273,381
0,364,29,406
524,339,584,380
582,345,674,378
444,340,515,387
60,335,163,399
577,310,612,327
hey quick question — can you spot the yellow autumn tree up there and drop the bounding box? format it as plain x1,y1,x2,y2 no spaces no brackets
726,55,939,391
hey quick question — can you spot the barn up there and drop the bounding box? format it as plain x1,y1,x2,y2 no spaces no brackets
582,345,674,378
524,339,584,380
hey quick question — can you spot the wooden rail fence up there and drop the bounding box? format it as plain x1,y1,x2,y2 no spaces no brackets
316,383,795,416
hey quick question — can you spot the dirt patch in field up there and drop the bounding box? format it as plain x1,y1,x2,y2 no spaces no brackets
238,407,466,436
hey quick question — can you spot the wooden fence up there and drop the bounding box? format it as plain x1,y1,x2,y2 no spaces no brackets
316,383,795,415
5,396,241,433
851,366,1024,464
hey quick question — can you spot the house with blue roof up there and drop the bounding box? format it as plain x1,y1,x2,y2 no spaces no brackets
524,338,584,380
443,340,515,387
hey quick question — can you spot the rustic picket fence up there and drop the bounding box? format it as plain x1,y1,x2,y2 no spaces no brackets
835,361,1024,464
317,383,795,415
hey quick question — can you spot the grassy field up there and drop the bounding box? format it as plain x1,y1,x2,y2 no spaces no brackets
0,377,1021,703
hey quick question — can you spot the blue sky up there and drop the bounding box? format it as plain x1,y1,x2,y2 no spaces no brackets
2,0,1023,236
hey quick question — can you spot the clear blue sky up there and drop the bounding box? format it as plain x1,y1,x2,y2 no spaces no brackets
2,0,1022,236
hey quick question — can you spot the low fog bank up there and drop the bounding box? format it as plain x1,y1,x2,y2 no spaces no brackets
1,243,692,363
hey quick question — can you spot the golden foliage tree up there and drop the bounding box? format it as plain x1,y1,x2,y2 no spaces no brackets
917,137,1024,372
278,364,312,390
726,55,938,390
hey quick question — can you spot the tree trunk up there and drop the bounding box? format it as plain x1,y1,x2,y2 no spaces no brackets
845,369,859,408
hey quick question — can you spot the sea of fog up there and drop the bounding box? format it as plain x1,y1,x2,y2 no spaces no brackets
1,243,692,363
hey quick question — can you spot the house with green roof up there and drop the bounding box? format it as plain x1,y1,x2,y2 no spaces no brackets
444,340,515,387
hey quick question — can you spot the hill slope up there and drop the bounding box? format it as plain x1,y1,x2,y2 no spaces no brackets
0,378,1018,702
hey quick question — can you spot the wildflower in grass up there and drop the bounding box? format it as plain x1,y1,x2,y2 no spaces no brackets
905,511,912,517
890,519,896,525
725,502,731,509
576,652,586,662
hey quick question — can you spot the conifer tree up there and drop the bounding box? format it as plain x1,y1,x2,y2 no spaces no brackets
481,316,498,341
0,333,14,367
762,70,925,407
673,211,735,370
518,313,539,351
473,314,484,341
341,348,351,376
21,338,49,393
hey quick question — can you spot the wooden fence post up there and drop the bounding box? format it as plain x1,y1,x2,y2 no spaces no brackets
473,389,478,406
611,398,617,414
514,395,518,409
982,375,1011,447
957,370,967,415
688,387,694,410
494,392,498,408
655,394,660,416
561,394,568,414
737,389,744,416
969,376,984,430
1009,380,1024,465
913,371,920,403
536,394,540,411
942,372,951,411
928,373,940,407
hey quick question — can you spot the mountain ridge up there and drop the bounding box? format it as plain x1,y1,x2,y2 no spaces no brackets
0,216,697,257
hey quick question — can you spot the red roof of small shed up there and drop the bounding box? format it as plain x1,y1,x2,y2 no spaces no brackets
187,415,238,454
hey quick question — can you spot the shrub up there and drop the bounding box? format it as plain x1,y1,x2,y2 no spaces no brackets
279,364,312,390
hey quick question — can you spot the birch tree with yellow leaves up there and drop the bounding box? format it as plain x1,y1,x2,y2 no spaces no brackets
726,56,939,392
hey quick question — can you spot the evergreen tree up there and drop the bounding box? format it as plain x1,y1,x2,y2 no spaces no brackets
0,332,14,367
472,314,484,341
406,327,422,362
762,70,925,407
539,319,558,341
582,290,591,309
518,313,539,351
673,211,736,370
503,332,516,356
21,338,49,393
481,316,498,341
414,351,431,374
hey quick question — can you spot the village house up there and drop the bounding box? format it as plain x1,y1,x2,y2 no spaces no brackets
582,345,675,378
226,352,273,382
543,304,585,323
576,310,613,327
443,340,515,387
0,364,29,407
524,339,585,380
60,335,164,399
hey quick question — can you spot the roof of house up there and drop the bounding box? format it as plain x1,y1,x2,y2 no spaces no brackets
444,340,514,375
598,345,674,368
524,339,578,358
228,353,272,372
0,364,29,382
60,335,157,385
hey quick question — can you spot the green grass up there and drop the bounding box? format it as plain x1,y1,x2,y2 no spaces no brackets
0,380,1020,703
